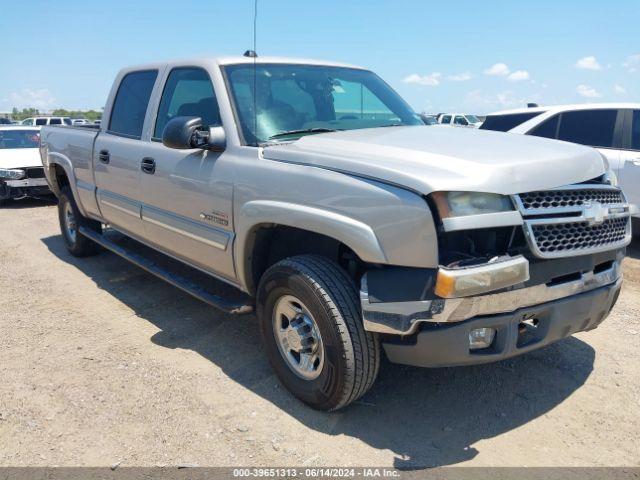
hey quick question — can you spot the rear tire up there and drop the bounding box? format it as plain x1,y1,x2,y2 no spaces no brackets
58,186,102,257
257,255,380,411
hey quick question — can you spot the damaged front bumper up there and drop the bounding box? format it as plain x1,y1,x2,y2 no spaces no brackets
361,250,624,336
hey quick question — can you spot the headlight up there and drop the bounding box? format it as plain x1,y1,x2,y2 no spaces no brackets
602,169,618,187
0,168,25,180
432,191,514,218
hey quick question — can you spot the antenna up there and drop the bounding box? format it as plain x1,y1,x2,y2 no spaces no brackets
252,0,258,145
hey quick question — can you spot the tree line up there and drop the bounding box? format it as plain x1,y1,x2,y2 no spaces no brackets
10,107,103,122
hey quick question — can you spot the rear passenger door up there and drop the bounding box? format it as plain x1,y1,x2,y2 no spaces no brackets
618,110,640,210
138,66,236,281
94,69,159,239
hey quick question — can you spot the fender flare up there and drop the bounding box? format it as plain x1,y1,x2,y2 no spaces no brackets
235,200,388,290
44,152,89,217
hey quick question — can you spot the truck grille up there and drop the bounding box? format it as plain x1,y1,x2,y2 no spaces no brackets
514,185,631,259
519,188,624,211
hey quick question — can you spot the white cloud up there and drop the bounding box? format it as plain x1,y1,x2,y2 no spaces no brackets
4,88,56,110
483,63,510,76
613,84,627,95
403,72,442,86
622,53,640,73
574,56,602,70
507,70,530,82
576,84,602,98
447,71,472,82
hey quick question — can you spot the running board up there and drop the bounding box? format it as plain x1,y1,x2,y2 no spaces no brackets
79,226,254,315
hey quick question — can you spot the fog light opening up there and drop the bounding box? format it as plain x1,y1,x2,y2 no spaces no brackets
469,327,496,351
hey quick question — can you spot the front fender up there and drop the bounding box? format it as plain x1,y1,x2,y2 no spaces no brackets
235,200,389,290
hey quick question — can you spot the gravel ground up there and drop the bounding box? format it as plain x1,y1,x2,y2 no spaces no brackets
1,199,639,468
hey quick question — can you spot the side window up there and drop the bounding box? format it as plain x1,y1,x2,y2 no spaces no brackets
557,109,618,148
63,118,72,126
454,115,467,125
631,110,640,151
49,118,62,125
35,118,47,125
442,115,452,124
480,112,543,132
529,114,559,139
109,70,158,138
154,67,220,139
22,119,34,126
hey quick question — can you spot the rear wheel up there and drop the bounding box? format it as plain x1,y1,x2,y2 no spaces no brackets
257,255,380,411
58,186,102,257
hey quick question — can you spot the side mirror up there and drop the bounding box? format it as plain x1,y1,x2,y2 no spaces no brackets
162,116,226,152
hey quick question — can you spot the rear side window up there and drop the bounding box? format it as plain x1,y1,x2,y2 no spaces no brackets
631,110,640,151
154,67,220,139
557,109,617,148
441,115,451,123
529,115,559,139
454,115,467,125
109,70,158,138
480,112,543,132
64,118,72,125
35,118,47,125
49,118,62,125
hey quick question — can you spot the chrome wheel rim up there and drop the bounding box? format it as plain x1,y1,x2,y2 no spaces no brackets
272,295,325,380
64,201,77,243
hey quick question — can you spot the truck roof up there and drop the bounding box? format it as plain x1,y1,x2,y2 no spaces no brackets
120,56,367,73
489,102,640,116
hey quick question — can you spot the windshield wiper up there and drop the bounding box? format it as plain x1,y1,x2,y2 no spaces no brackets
267,128,340,141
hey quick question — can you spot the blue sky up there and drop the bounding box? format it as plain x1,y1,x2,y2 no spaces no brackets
2,0,638,114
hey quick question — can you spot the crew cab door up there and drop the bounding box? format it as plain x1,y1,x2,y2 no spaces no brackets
618,109,640,211
139,66,236,281
94,69,159,238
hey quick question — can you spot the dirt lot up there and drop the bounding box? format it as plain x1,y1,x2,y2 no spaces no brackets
1,199,639,468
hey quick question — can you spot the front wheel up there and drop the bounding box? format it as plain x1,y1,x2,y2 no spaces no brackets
257,255,380,411
58,186,102,257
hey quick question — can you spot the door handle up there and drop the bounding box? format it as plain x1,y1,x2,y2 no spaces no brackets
98,149,110,164
141,157,156,174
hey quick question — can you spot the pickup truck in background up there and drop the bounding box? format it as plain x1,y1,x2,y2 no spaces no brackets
40,56,632,410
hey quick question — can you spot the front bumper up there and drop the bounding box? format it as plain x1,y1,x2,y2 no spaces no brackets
4,177,49,188
361,251,623,335
0,177,51,200
382,277,621,368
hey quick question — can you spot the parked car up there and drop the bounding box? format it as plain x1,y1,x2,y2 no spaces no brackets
40,56,631,410
0,126,51,204
0,118,13,125
93,119,102,126
438,113,482,128
71,118,91,126
22,116,72,126
481,103,640,230
419,113,438,125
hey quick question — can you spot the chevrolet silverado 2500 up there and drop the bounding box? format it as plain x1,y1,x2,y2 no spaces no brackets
40,56,632,410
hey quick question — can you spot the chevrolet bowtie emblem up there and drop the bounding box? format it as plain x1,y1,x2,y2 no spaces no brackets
583,201,608,226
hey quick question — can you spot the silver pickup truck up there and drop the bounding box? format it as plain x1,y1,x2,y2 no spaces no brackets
40,55,632,410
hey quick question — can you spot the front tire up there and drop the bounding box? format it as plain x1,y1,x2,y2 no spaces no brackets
257,255,380,411
58,186,102,257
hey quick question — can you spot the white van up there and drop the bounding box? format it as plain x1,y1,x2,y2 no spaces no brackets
21,116,72,126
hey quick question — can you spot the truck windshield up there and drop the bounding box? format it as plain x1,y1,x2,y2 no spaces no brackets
223,64,422,145
0,129,40,149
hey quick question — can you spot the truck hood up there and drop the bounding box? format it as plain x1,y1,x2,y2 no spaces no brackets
0,148,42,169
262,126,606,195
